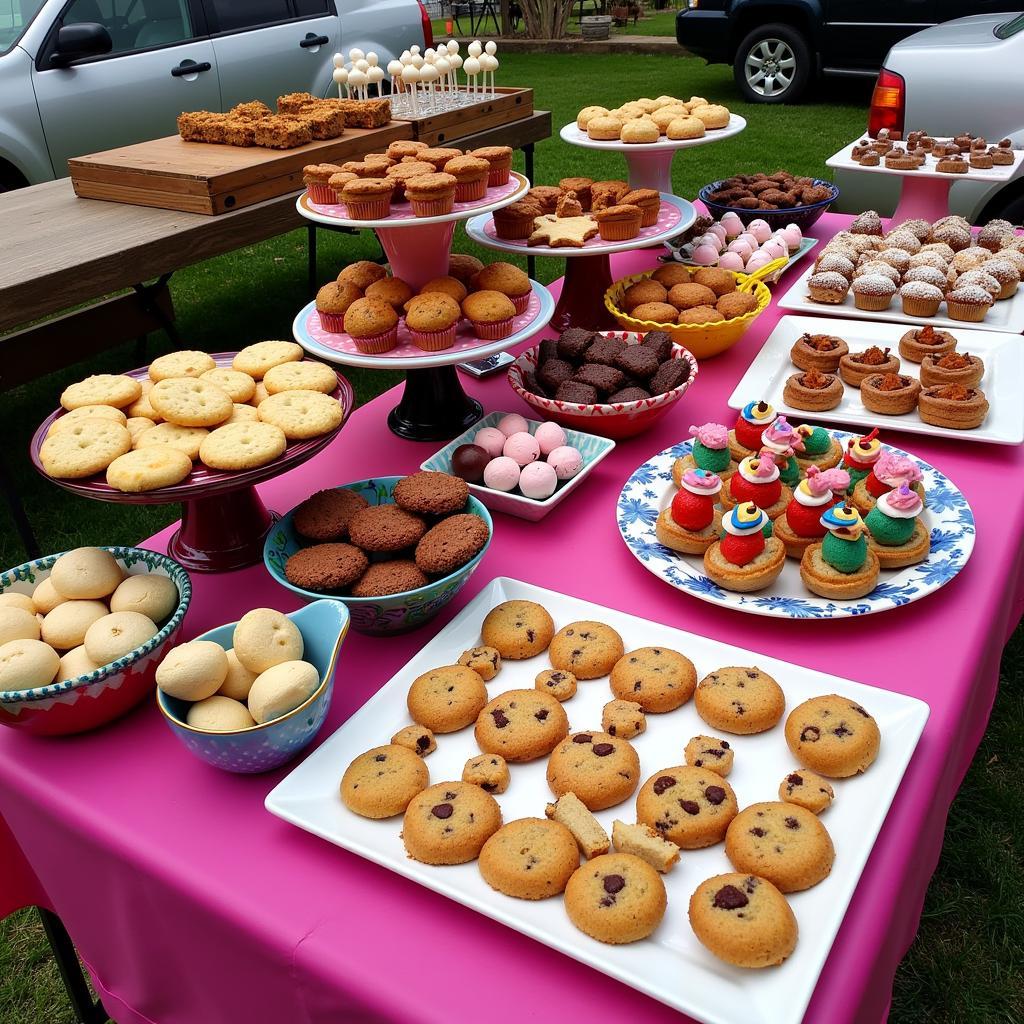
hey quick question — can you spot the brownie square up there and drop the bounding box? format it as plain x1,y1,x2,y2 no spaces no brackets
614,345,660,381
538,358,575,393
584,337,628,366
557,328,596,362
522,370,547,397
539,338,560,364
555,380,599,404
608,386,651,403
573,363,626,397
650,359,690,395
640,331,673,362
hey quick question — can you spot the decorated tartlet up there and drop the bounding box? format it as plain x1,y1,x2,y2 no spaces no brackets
860,372,922,416
917,383,989,430
919,351,984,389
800,505,880,600
898,325,957,363
864,483,930,568
838,346,901,388
783,369,844,412
704,502,786,593
720,451,792,520
673,423,736,486
759,415,805,487
794,423,842,470
790,332,849,372
656,469,724,555
841,428,882,489
728,400,777,461
851,450,925,515
773,465,851,558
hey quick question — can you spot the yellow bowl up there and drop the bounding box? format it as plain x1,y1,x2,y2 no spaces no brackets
604,270,772,359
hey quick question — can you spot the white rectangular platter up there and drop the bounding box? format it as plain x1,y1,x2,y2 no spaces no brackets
730,315,1024,445
266,577,930,1024
777,262,1024,333
826,138,1024,183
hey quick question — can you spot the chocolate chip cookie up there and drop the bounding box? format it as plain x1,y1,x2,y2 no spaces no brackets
402,781,502,865
535,668,577,702
462,753,510,794
340,744,429,819
694,666,786,735
601,699,646,739
393,470,469,515
292,487,368,541
635,766,738,849
779,769,834,813
784,695,880,777
546,731,641,811
725,802,835,892
480,600,555,659
564,852,667,944
683,735,734,776
478,818,579,900
390,724,436,757
458,645,501,681
609,647,697,713
474,689,569,762
688,873,798,968
548,621,624,680
406,665,488,733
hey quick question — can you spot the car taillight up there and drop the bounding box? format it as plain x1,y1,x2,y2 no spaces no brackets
868,68,905,138
418,1,434,48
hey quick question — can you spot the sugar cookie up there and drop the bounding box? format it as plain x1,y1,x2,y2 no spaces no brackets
232,608,303,673
60,374,142,411
478,818,579,900
186,695,255,732
232,341,303,379
784,694,880,777
84,611,158,665
150,378,233,427
217,648,257,701
40,600,109,650
0,607,40,646
225,403,260,424
0,639,59,689
407,664,487,733
32,578,67,614
263,361,338,395
257,389,343,440
200,367,256,403
57,645,102,682
110,574,179,623
0,593,36,614
40,420,131,478
247,660,320,723
106,447,193,492
49,405,128,432
148,350,216,382
125,416,156,444
134,422,209,459
50,548,122,600
125,380,162,421
341,744,430,819
156,640,229,700
198,421,287,471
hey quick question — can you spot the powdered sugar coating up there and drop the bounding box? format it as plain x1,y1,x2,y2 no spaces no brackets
854,261,900,284
808,271,850,292
955,270,1000,297
903,266,949,290
852,273,897,296
884,230,922,254
814,253,855,278
946,284,994,306
899,281,943,300
907,251,948,272
876,248,911,273
982,258,1020,286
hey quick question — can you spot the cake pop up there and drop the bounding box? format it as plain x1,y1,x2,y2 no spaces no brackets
463,56,481,95
332,66,348,99
368,64,385,97
348,67,368,102
468,39,483,57
402,64,420,115
387,59,404,92
348,47,365,63
332,52,345,68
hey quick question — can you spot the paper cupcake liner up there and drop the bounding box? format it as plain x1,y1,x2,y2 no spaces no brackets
853,294,893,312
306,183,336,205
510,292,531,315
410,195,455,217
344,197,392,220
638,207,659,228
998,282,1018,300
597,219,641,242
454,178,488,202
945,301,988,322
493,217,535,240
487,165,512,187
901,297,941,317
409,325,457,351
472,317,514,340
352,326,399,354
317,311,347,333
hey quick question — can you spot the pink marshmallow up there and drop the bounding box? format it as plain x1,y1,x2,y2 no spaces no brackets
718,251,745,271
762,239,788,260
533,420,566,456
483,456,521,491
496,412,530,437
518,461,558,500
745,251,773,272
781,224,803,250
473,426,506,458
707,222,727,243
720,211,744,238
691,243,720,266
546,445,583,480
747,219,772,244
503,431,540,466
726,239,753,260
696,232,723,251
737,232,759,250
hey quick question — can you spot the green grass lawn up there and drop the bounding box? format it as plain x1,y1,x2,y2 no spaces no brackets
1,51,1021,1023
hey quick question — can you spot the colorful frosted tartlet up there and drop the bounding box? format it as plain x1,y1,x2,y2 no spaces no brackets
772,466,851,559
704,502,786,592
864,483,931,568
800,505,880,600
656,469,724,555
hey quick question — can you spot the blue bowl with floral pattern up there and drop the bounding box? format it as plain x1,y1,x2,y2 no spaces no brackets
0,547,191,737
156,599,348,773
263,477,493,636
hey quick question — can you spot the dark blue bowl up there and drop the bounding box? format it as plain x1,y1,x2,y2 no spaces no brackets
698,178,839,232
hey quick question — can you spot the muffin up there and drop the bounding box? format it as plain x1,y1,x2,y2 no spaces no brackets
387,140,429,161
945,284,994,323
303,163,342,204
630,301,679,324
591,180,630,211
365,277,414,311
419,276,468,303
462,290,517,340
444,155,491,202
716,291,758,319
316,281,362,333
404,172,458,217
339,260,388,290
340,160,390,179
807,271,850,304
622,279,669,312
448,253,484,285
341,177,394,220
981,257,1020,299
405,293,462,352
594,204,643,242
526,185,562,213
620,189,661,228
470,145,514,187
899,281,943,317
472,262,532,315
851,274,896,311
416,147,463,172
343,297,400,354
386,160,436,201
559,177,594,210
327,171,358,201
492,199,543,240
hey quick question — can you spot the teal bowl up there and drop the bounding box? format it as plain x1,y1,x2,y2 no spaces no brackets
156,600,348,773
263,477,493,636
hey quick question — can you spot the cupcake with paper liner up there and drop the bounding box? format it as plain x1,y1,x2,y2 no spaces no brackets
656,469,724,555
728,400,777,462
315,281,362,333
851,449,925,516
704,502,786,593
800,505,880,600
773,466,851,558
673,423,736,486
342,297,399,355
720,451,792,520
760,416,805,487
404,293,461,352
864,483,931,568
461,290,516,341
794,423,842,471
841,427,883,490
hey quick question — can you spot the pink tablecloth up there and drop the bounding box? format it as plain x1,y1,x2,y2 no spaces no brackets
2,211,1021,1024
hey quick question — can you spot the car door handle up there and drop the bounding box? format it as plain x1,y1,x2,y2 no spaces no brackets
171,60,211,77
300,33,330,48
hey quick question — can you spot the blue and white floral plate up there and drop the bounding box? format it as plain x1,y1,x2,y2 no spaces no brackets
617,431,975,619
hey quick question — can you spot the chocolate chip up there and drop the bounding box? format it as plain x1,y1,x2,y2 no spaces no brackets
574,733,593,744
416,735,430,752
481,782,497,792
705,786,726,805
599,896,615,907
431,803,453,819
633,681,642,692
749,827,766,837
786,773,803,785
854,705,870,717
374,754,386,762
444,790,457,799
694,758,702,767
746,670,758,679
833,724,851,737
721,740,730,749
785,816,800,829
535,709,549,721
680,799,700,815
653,775,676,795
527,628,535,642
491,709,509,728
608,725,617,736
593,743,614,756
703,747,725,759
800,726,821,742
713,885,749,910
603,874,625,894
571,648,582,658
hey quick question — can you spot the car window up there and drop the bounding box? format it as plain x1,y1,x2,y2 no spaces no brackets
995,14,1024,39
207,0,293,31
0,0,47,53
293,0,330,13
61,0,194,53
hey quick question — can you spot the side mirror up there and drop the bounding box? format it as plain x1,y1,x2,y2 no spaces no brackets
50,22,113,67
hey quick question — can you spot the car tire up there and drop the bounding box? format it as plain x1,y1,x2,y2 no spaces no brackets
733,23,811,104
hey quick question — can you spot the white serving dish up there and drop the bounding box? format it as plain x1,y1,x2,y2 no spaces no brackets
826,138,1024,183
663,236,818,284
730,315,1024,445
559,113,747,153
420,412,616,521
266,577,930,1024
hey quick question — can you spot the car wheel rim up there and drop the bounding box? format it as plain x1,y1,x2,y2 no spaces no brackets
744,38,796,97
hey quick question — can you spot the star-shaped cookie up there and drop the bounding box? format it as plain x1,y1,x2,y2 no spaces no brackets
527,214,599,248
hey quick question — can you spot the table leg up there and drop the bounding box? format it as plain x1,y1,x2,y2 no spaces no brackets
38,909,109,1024
622,149,676,193
524,143,537,281
132,274,179,346
889,175,954,226
169,487,277,573
387,366,483,441
0,449,39,559
550,254,619,333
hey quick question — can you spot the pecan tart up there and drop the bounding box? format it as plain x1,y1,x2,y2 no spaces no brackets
917,383,989,430
860,373,922,416
919,350,984,389
898,324,957,363
838,346,901,388
789,332,849,372
782,369,844,411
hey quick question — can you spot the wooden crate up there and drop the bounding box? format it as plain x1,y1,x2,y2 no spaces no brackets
68,123,413,215
393,87,534,146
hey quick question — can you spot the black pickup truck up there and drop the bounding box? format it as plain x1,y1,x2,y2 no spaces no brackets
676,0,1023,103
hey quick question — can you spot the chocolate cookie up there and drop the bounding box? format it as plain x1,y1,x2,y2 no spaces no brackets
293,487,369,541
402,781,502,865
284,543,368,591
609,646,696,712
779,769,834,813
650,359,690,395
608,386,652,403
414,513,489,575
462,752,510,794
554,380,599,404
340,744,429,819
564,852,667,944
684,735,734,776
548,621,624,680
478,817,579,900
725,802,835,892
546,730,640,810
535,668,577,701
390,725,436,757
584,337,627,366
348,504,426,552
406,664,488,733
784,694,880,777
601,699,646,739
538,358,575,394
641,331,673,361
614,346,660,381
350,560,428,597
480,600,555,659
557,327,596,361
474,688,569,762
458,645,501,681
393,471,469,516
635,766,738,849
572,363,626,397
695,666,786,735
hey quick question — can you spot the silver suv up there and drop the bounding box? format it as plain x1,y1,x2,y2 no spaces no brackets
0,0,429,187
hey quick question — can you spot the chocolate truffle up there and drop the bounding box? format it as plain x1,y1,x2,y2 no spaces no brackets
451,443,490,483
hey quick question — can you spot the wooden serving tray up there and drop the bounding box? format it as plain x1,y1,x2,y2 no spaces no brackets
393,87,533,145
68,123,413,215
